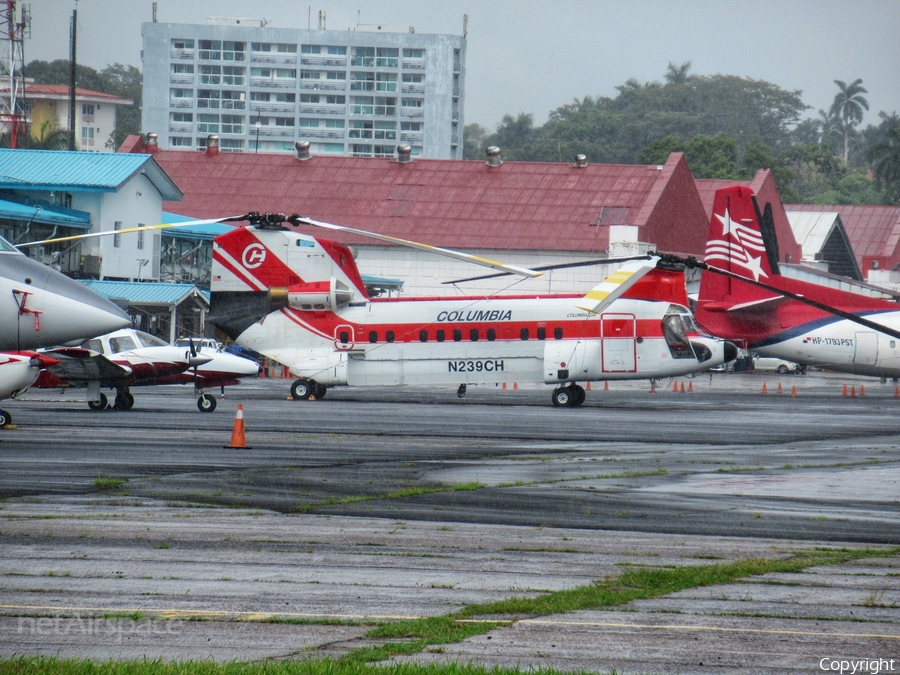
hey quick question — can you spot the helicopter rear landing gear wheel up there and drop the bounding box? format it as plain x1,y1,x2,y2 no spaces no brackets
314,382,327,399
198,393,217,412
88,393,108,411
291,378,313,401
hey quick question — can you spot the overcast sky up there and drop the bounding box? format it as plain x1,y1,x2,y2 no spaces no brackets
28,0,900,130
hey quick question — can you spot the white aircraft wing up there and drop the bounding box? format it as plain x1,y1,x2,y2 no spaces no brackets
575,257,661,314
295,217,543,279
42,348,133,384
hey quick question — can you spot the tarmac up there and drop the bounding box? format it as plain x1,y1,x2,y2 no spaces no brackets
0,371,898,673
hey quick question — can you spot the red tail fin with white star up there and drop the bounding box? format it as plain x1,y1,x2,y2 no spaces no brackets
695,186,788,340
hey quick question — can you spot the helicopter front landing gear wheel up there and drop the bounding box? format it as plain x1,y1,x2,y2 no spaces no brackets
552,384,585,407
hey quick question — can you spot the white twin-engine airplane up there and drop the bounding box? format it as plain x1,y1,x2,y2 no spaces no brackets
209,213,736,407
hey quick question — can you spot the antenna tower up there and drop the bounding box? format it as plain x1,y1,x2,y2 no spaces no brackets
0,1,29,147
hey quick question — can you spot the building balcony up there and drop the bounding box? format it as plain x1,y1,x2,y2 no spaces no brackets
299,129,345,139
300,56,347,67
249,102,296,114
170,74,194,85
170,49,194,60
298,105,346,115
250,53,298,65
250,78,297,89
168,123,193,133
401,84,425,95
256,127,295,138
402,59,425,70
299,81,347,91
169,99,193,109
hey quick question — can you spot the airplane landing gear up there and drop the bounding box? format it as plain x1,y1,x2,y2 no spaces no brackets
197,393,217,412
457,383,467,398
0,408,11,427
552,384,585,407
290,378,326,401
114,388,134,411
88,393,108,411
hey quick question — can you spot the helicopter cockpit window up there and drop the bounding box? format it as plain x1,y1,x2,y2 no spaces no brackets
662,314,695,359
0,235,17,252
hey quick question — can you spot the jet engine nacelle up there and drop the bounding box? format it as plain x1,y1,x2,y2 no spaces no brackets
284,277,353,312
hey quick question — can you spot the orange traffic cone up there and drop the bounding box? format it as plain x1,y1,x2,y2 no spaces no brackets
513,382,518,390
777,382,783,394
894,385,899,398
227,404,248,449
604,381,609,391
680,381,685,393
761,382,768,394
586,381,592,390
850,386,856,398
688,381,693,392
673,381,678,392
842,384,848,396
860,385,866,396
650,381,657,393
790,385,797,398
502,382,507,390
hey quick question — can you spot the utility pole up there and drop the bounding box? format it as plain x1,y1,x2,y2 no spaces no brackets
68,8,76,151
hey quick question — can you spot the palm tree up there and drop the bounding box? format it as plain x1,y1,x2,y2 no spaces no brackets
829,78,869,162
868,121,900,204
664,61,694,85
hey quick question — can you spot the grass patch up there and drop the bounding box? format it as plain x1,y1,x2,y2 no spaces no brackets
93,477,126,490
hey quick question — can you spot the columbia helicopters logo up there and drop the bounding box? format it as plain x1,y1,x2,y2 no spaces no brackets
704,207,768,281
241,243,267,269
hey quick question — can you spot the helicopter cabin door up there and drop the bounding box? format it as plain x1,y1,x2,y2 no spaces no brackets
601,313,636,372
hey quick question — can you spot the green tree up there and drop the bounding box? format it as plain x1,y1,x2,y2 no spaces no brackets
868,120,900,204
829,78,869,163
463,123,489,160
483,113,538,161
664,61,695,85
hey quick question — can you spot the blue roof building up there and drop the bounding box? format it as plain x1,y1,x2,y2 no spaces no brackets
0,149,182,281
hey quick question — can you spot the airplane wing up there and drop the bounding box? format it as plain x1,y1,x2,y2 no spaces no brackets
575,257,662,314
41,348,133,385
293,216,543,279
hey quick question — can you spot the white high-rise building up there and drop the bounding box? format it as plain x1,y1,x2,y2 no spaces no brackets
141,17,466,158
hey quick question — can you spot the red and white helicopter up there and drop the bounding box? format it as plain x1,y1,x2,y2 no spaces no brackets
1,233,131,426
693,185,900,378
208,212,736,406
33,328,260,412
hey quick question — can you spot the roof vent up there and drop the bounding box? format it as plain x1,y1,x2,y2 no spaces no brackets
295,140,312,161
486,146,502,167
145,133,158,154
574,154,588,168
206,135,219,156
396,144,412,163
